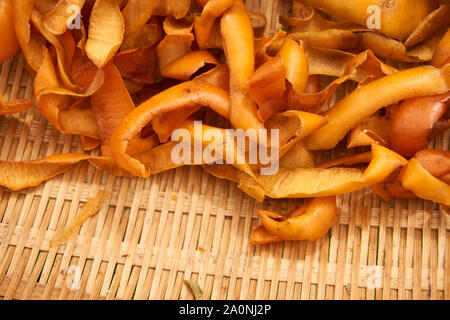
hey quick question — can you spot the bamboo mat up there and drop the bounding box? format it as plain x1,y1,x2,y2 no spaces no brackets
0,0,449,300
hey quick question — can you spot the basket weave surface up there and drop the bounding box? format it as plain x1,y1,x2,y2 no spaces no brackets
0,0,449,300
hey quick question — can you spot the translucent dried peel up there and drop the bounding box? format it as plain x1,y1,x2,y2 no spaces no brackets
194,64,230,91
34,51,105,131
203,164,265,202
360,32,437,63
250,39,310,121
134,120,254,178
81,135,101,151
50,190,111,247
373,149,450,202
85,0,124,68
0,153,91,191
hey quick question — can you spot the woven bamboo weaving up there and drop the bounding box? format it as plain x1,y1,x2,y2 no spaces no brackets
0,0,449,300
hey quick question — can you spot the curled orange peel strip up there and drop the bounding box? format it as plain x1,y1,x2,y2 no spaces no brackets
0,94,33,116
307,64,450,151
400,158,450,206
257,144,407,198
221,0,264,132
0,0,20,62
161,50,219,81
251,196,337,244
110,79,230,178
194,0,237,50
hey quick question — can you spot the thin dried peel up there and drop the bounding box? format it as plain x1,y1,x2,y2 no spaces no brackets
279,141,315,169
91,63,135,155
0,0,20,62
203,164,265,202
58,107,101,139
81,135,101,151
85,0,124,68
121,0,155,50
161,50,219,81
257,144,407,198
299,0,437,41
43,0,86,35
432,28,450,67
316,152,372,169
157,29,195,72
373,149,450,202
400,158,450,206
31,9,78,90
134,120,254,178
249,54,286,121
110,79,231,177
221,0,264,132
50,190,111,247
0,153,91,191
12,0,47,71
153,0,191,20
282,1,446,63
194,0,236,49
251,196,337,244
404,4,450,47
348,113,391,148
34,50,105,131
250,38,309,121
183,280,203,300
0,94,33,115
3,0,450,247
307,64,450,151
114,44,161,84
288,49,395,113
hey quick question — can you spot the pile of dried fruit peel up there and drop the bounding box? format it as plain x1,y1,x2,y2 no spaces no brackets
0,0,449,246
